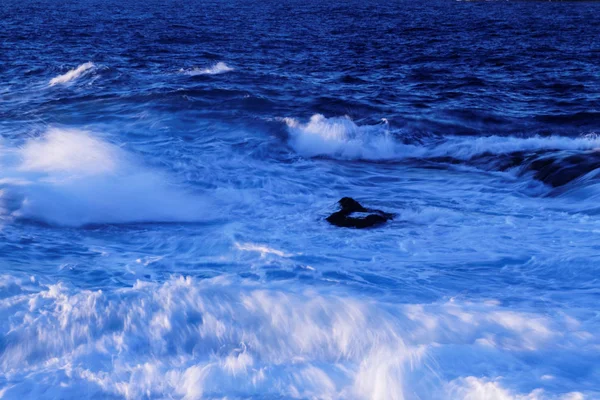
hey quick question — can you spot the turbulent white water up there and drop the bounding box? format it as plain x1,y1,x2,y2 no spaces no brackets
3,6,600,393
1,118,599,400
0,274,593,400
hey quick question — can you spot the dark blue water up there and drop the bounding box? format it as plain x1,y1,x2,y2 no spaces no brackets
1,0,599,399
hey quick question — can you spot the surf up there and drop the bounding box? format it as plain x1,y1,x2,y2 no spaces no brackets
0,273,592,399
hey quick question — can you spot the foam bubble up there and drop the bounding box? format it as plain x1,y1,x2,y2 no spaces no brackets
49,62,95,86
181,62,234,76
0,128,209,226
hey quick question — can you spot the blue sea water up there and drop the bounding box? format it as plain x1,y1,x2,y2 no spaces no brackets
1,0,600,398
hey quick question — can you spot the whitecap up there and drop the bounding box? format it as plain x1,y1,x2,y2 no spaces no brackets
181,61,234,76
49,62,95,86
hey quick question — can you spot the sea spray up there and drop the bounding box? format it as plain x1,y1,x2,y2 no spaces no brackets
0,128,209,226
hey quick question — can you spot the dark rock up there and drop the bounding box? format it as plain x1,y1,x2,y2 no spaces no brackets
527,152,600,188
326,197,394,229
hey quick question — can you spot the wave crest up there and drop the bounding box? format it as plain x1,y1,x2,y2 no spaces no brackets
284,114,600,161
49,62,95,86
284,114,397,159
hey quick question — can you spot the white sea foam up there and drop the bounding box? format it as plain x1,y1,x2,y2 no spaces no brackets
427,135,600,160
49,62,95,86
0,128,208,226
284,114,398,159
284,114,600,161
0,274,595,399
181,62,234,76
446,377,585,400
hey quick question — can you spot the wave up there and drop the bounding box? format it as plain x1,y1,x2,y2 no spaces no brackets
0,274,593,399
0,128,209,226
48,62,95,86
283,114,600,188
284,114,600,161
284,114,397,159
180,62,234,76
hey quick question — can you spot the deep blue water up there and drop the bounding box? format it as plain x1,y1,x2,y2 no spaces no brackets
1,0,600,399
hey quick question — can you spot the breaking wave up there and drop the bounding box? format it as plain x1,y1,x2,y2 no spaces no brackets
0,128,209,226
284,114,600,161
284,114,397,159
49,62,96,86
284,114,600,188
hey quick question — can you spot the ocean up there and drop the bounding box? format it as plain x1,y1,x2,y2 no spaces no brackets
0,0,599,398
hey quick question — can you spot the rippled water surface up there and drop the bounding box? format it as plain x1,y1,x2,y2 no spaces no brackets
1,0,600,399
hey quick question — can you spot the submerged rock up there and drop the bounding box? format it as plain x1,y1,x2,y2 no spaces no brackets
527,152,600,188
326,197,394,229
